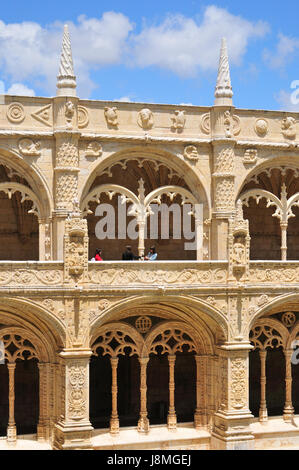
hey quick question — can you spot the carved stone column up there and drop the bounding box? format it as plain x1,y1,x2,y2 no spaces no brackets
194,355,209,429
167,354,177,431
138,357,149,433
280,223,288,261
37,363,50,441
259,350,268,423
52,95,80,261
53,350,93,450
211,343,254,450
110,357,120,435
283,349,294,422
7,362,17,445
210,127,237,260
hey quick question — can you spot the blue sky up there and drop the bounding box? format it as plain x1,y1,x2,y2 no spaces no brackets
0,0,299,111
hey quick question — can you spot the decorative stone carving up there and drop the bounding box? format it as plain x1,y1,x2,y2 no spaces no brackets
281,117,296,140
31,104,52,127
282,312,296,328
85,141,102,158
18,138,41,156
78,106,89,129
228,201,250,282
64,217,89,282
7,103,25,124
257,294,269,307
104,107,118,128
68,364,87,419
138,108,154,130
171,110,186,131
223,110,241,138
135,316,152,334
200,113,211,134
55,174,78,209
184,145,199,161
214,147,234,174
65,101,75,128
255,119,268,137
214,178,235,212
243,149,258,164
230,358,247,409
57,142,79,167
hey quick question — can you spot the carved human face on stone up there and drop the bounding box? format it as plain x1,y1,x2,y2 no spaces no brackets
138,108,154,129
104,107,118,127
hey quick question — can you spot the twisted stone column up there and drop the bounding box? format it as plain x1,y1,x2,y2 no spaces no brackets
110,357,120,435
259,350,268,423
7,363,17,445
167,354,177,431
138,357,149,433
283,349,294,422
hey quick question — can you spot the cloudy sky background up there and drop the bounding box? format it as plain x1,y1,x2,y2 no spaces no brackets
0,0,298,110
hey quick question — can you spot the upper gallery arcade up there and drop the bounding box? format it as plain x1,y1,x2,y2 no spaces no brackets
0,25,298,264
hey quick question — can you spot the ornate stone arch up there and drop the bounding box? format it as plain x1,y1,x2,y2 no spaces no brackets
0,298,65,357
91,321,144,358
143,321,202,357
89,294,227,354
79,146,211,215
248,293,299,334
0,146,53,216
0,326,47,362
250,318,288,351
236,156,299,200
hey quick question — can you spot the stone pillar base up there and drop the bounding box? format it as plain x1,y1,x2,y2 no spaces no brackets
7,425,17,445
167,414,177,431
138,416,150,434
53,423,93,450
211,412,254,450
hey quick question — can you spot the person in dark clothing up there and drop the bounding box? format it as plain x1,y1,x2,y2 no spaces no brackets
122,246,139,260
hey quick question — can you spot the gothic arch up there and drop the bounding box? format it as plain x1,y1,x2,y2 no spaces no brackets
143,320,203,357
0,298,65,356
248,293,299,334
89,294,227,355
0,147,53,217
90,321,144,356
79,146,210,214
236,155,299,200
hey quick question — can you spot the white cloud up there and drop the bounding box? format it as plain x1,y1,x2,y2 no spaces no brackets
115,96,132,102
264,33,299,69
131,6,269,77
7,83,35,96
0,12,134,98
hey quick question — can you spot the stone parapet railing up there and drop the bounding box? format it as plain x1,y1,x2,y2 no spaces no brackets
0,262,64,287
0,260,298,289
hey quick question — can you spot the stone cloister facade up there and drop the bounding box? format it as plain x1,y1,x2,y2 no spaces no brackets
0,28,299,450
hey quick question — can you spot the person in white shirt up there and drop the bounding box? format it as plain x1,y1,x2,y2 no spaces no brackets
145,246,157,261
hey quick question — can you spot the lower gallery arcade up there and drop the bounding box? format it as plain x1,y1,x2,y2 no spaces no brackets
1,301,299,450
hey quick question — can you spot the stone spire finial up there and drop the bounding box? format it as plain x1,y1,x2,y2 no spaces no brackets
214,37,233,106
56,24,77,97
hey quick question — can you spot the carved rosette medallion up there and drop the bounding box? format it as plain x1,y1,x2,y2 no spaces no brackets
78,106,89,129
255,119,268,137
7,103,25,124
